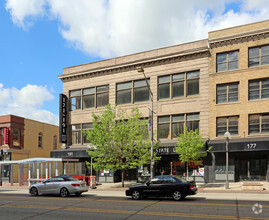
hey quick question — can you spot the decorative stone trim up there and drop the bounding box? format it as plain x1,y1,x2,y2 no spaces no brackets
209,28,269,48
59,47,209,82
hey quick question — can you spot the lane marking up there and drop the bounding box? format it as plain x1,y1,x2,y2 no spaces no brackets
0,195,269,208
0,204,268,220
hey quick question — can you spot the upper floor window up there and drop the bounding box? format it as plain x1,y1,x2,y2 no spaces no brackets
216,116,238,137
72,123,93,145
70,90,81,110
249,45,269,67
249,78,269,100
53,135,57,149
158,71,199,100
158,113,199,140
116,79,150,105
70,85,109,111
249,113,269,134
216,82,238,104
38,133,43,148
13,128,20,147
217,51,238,72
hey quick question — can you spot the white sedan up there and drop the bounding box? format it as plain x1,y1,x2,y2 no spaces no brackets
29,176,89,197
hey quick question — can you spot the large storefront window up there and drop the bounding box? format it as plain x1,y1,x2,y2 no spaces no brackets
155,160,204,177
158,71,199,100
158,113,199,140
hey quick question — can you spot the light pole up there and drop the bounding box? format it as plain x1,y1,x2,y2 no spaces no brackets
224,131,231,189
136,67,154,179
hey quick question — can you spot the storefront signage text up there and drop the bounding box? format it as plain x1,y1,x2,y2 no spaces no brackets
155,146,177,155
59,94,67,143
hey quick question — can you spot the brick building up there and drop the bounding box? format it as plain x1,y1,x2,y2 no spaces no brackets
0,115,60,183
206,20,269,182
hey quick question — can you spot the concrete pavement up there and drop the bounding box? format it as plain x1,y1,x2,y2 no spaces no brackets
1,181,269,201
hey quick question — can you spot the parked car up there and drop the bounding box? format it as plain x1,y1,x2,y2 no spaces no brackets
126,175,197,201
29,175,89,197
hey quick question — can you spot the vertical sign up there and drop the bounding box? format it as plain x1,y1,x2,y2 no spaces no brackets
59,94,68,143
4,128,9,145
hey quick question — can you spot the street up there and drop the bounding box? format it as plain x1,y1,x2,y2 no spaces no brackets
0,193,268,220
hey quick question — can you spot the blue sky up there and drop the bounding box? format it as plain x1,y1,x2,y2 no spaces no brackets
1,0,269,125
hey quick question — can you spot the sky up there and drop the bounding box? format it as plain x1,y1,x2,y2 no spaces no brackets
1,0,269,126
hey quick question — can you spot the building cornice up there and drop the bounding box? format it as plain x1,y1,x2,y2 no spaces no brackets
209,27,269,48
59,46,209,82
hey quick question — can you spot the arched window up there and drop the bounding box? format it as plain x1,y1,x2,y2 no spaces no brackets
53,135,57,149
38,133,43,148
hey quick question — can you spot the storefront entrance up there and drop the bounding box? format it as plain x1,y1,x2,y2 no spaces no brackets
235,157,267,181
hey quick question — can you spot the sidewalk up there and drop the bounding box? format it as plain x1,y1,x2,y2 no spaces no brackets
1,181,269,201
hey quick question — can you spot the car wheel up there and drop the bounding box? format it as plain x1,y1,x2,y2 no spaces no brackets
60,187,69,197
172,191,182,201
131,190,141,200
75,192,82,196
30,187,38,196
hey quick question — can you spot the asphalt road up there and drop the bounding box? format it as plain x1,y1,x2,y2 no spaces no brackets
0,193,268,220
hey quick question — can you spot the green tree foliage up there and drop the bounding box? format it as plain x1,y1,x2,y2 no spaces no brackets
175,126,211,180
85,104,160,187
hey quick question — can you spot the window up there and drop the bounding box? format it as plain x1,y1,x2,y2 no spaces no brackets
158,113,199,140
216,116,238,137
53,135,57,149
82,123,93,144
217,51,238,72
249,113,269,134
70,85,109,110
72,124,81,144
13,128,20,147
70,90,81,110
72,123,93,145
216,82,239,104
38,133,43,148
116,79,150,105
249,78,269,100
158,71,199,100
249,45,269,67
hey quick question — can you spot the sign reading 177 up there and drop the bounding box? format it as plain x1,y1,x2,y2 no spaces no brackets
246,143,256,149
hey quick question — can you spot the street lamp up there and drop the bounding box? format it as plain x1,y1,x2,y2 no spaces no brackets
136,67,154,179
224,131,231,189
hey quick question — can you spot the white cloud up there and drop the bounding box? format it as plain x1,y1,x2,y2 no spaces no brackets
5,0,269,57
0,84,58,125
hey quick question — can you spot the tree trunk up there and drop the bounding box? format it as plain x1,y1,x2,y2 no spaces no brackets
121,169,124,187
186,161,189,181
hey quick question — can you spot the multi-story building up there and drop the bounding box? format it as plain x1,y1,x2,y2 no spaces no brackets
55,19,269,183
54,40,209,182
207,20,269,182
0,115,60,183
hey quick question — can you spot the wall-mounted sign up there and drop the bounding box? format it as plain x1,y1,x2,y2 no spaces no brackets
4,128,9,145
59,94,68,143
155,146,177,155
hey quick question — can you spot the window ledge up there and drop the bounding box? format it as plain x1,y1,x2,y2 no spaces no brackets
247,133,269,138
215,102,240,106
158,95,200,102
248,98,269,103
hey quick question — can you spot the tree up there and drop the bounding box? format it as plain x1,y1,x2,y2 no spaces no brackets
85,104,160,187
175,126,211,181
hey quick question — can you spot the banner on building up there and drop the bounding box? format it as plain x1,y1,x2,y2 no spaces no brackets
59,93,68,143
